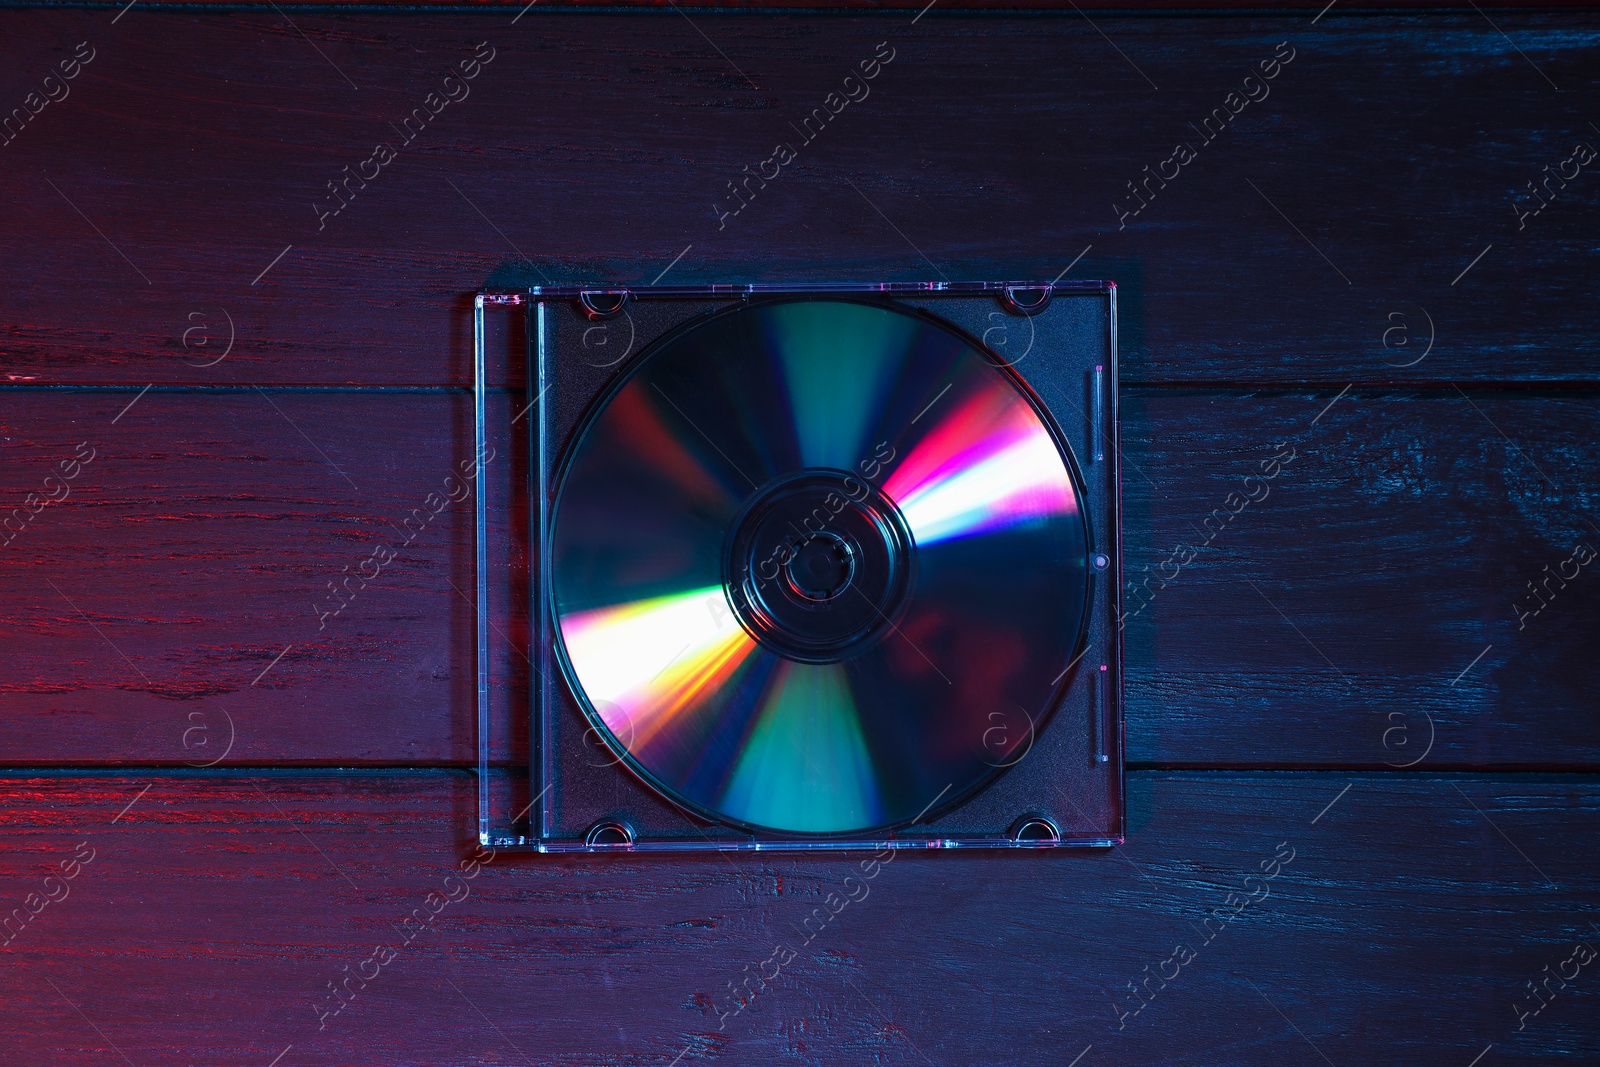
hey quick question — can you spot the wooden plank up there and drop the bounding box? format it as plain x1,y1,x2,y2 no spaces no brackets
3,387,1596,766
0,388,524,767
0,770,1593,1064
1,12,1596,386
1121,387,1600,768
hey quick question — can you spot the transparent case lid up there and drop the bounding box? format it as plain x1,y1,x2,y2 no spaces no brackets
473,281,1121,852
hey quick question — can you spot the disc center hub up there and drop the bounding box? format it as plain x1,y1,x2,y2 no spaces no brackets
783,532,856,601
725,471,913,663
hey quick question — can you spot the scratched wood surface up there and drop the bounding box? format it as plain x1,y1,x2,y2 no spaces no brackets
0,772,1596,1065
1,5,1598,1067
0,13,1598,386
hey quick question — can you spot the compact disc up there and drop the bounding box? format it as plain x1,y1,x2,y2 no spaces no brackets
549,298,1088,835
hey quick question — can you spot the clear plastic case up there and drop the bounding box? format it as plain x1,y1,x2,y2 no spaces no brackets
474,282,1121,852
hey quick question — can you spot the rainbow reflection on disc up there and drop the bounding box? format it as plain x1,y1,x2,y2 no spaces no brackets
550,298,1088,835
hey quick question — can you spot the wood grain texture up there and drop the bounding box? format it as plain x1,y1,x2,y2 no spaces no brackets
4,389,1597,767
0,771,1595,1066
1120,387,1600,768
3,6,1598,1065
0,388,524,767
0,12,1596,386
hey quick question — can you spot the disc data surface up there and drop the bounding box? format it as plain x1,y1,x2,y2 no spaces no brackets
550,298,1088,835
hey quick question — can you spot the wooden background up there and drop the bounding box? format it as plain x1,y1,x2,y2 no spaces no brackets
1,3,1597,1064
